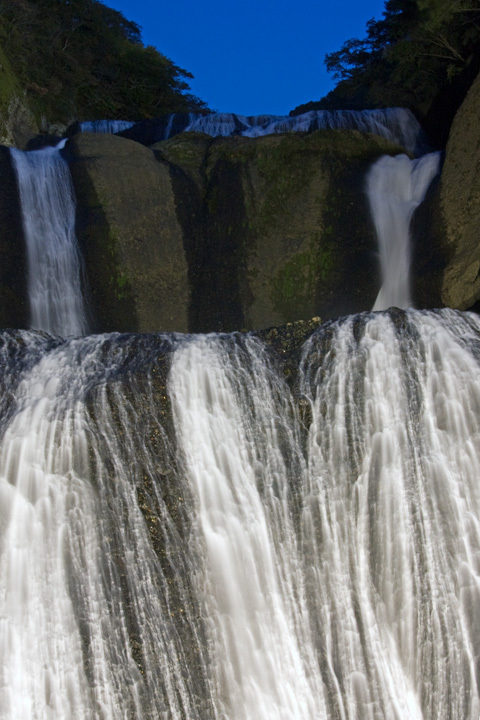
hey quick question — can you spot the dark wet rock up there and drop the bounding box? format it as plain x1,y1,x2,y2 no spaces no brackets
64,132,190,333
62,128,407,333
0,147,28,328
437,70,480,310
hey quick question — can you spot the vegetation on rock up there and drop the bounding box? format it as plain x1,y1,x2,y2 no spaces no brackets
291,0,480,143
59,129,406,334
0,0,208,126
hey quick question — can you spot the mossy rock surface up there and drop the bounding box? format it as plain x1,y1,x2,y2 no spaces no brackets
438,69,480,310
65,128,406,333
0,44,38,148
162,129,405,330
65,132,190,333
155,132,213,196
0,146,28,327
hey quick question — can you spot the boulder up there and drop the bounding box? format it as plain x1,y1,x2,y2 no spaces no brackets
0,146,28,327
439,70,480,309
64,128,406,333
158,129,404,332
0,45,38,149
64,133,190,333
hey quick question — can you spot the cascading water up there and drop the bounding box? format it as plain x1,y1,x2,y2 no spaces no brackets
367,152,441,311
4,97,480,720
183,107,425,153
102,107,426,153
162,112,198,140
10,142,88,336
0,331,212,720
79,120,135,134
1,309,480,719
299,308,480,719
169,335,327,720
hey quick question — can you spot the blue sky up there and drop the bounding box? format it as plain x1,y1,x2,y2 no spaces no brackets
104,0,387,116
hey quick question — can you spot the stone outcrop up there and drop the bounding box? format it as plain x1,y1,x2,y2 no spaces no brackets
161,130,399,332
0,45,38,149
65,128,405,333
411,172,448,310
0,147,27,328
64,133,190,333
438,70,480,310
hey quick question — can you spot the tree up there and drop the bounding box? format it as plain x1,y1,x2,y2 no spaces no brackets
317,0,480,117
0,0,208,123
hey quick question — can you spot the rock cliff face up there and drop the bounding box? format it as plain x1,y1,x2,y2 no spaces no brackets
65,129,404,333
0,45,38,149
0,147,27,327
65,133,190,333
438,70,480,310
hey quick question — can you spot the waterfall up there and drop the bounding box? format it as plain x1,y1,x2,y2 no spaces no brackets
10,142,88,337
162,112,199,140
78,114,197,144
300,308,480,719
79,120,135,134
367,152,441,311
4,92,479,720
169,335,327,719
108,107,425,152
1,309,480,718
183,107,425,153
0,331,210,719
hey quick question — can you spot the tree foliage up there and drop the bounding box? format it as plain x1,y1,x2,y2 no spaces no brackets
293,0,480,121
0,0,208,122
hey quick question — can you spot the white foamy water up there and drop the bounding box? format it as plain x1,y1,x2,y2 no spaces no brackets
79,107,426,151
11,143,88,336
0,337,106,719
184,107,425,153
1,309,480,718
300,309,480,719
0,333,208,720
367,152,441,311
169,334,326,720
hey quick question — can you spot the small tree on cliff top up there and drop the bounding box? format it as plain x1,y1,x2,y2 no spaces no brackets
293,0,480,117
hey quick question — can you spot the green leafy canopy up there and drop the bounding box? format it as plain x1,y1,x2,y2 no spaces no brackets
293,0,480,122
0,0,208,123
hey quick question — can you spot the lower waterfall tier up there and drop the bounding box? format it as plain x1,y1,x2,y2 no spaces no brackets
0,308,479,719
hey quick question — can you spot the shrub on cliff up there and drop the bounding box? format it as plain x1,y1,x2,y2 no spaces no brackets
0,0,208,123
291,0,480,139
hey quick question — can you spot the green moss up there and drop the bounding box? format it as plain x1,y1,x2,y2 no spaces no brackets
270,225,337,318
156,133,212,191
272,252,315,303
254,138,316,232
117,272,128,289
0,45,21,113
243,130,400,236
105,228,134,301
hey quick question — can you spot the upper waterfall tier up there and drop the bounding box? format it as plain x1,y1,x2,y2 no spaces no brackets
79,107,428,155
79,120,135,134
185,107,426,154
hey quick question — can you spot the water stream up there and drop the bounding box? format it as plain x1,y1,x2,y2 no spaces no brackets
2,109,478,720
80,107,426,153
0,309,479,718
367,152,441,311
10,142,88,336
